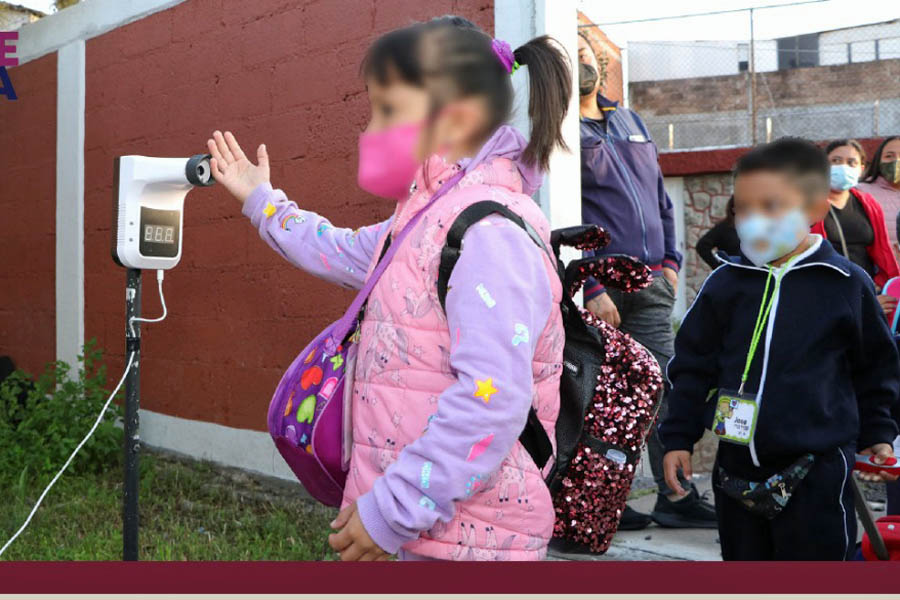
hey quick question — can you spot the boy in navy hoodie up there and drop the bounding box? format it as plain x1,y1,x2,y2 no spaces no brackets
660,138,900,560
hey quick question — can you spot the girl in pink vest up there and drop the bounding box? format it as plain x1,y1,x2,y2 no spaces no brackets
207,17,569,561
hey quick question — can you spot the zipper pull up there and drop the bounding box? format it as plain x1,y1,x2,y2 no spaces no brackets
779,482,787,499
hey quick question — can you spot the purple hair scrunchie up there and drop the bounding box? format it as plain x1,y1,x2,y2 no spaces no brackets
491,38,519,75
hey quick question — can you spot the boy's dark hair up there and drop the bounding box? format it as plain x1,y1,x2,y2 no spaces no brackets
734,137,830,199
361,16,571,170
824,138,866,165
862,135,900,183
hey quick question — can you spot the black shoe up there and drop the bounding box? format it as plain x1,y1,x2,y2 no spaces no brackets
650,484,718,529
618,505,652,531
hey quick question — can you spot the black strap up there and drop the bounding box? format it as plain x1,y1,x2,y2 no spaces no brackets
355,234,392,326
437,201,550,311
436,201,554,470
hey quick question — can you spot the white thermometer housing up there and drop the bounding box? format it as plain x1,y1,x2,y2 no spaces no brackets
111,154,214,270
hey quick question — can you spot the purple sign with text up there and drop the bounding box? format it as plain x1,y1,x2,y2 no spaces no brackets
0,31,19,100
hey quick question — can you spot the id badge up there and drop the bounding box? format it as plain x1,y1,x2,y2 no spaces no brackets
711,389,759,446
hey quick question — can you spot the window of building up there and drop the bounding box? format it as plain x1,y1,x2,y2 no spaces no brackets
777,33,819,69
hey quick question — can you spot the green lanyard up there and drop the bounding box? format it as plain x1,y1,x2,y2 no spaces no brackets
738,256,800,395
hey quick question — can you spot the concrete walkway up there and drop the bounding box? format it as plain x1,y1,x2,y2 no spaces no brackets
549,474,720,561
549,474,886,561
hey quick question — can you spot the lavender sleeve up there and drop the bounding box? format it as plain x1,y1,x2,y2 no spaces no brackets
356,215,553,553
242,182,390,289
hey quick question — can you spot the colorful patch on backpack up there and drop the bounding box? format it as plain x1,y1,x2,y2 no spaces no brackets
319,377,338,400
300,366,323,390
297,395,316,424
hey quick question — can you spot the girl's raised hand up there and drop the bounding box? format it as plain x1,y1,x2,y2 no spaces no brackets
207,130,270,205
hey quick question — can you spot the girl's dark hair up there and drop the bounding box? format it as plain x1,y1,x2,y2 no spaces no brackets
824,138,866,165
361,17,571,171
862,135,900,183
724,195,735,225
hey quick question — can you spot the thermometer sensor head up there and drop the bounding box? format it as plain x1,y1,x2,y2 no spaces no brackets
111,154,215,270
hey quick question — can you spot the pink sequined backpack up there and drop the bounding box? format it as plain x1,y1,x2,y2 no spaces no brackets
437,201,664,554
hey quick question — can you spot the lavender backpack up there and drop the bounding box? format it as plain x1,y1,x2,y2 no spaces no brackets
267,171,466,506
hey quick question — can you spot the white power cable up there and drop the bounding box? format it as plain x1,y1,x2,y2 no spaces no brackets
0,352,135,558
1,269,168,558
129,270,167,335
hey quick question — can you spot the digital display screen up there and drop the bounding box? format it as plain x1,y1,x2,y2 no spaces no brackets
144,225,175,244
139,207,180,258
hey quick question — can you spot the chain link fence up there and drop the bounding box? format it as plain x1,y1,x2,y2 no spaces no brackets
619,11,900,151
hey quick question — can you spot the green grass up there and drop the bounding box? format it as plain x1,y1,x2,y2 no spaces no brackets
0,452,337,561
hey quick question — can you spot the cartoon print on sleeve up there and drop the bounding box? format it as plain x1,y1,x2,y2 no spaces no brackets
280,214,305,230
473,378,497,403
466,433,495,462
511,323,529,347
263,202,276,218
475,283,496,308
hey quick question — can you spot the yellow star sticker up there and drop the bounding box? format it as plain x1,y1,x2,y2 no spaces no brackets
473,378,498,403
263,202,276,218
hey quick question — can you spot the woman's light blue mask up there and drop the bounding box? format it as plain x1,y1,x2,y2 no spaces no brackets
830,164,860,191
736,209,809,267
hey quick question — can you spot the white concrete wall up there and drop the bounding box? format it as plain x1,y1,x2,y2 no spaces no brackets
495,0,582,235
628,39,777,82
820,21,900,65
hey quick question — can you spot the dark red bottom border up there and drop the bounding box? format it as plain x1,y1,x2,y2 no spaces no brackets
2,561,899,594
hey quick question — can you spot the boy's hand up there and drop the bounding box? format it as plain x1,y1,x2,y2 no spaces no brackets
856,443,900,483
328,502,390,561
586,292,621,328
877,295,897,321
663,450,692,496
206,130,270,205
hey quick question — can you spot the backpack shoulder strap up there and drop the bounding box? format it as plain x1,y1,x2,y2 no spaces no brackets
436,200,554,471
437,200,551,311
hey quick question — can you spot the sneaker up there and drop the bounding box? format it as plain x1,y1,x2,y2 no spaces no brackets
618,505,652,531
650,484,718,529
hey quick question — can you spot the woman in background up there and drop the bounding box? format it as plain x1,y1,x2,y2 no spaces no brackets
811,139,899,288
695,195,740,269
858,136,900,257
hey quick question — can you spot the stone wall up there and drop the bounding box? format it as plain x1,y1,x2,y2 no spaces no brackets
681,173,734,306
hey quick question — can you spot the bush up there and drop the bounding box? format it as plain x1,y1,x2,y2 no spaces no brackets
0,340,123,486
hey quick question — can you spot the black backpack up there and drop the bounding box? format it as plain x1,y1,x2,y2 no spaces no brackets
437,200,664,552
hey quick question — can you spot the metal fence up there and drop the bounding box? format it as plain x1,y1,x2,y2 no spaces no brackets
589,6,900,151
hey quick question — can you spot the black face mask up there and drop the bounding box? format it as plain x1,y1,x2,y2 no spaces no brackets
579,62,599,97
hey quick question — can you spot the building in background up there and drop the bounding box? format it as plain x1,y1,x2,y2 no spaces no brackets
629,19,900,150
576,11,624,104
0,1,44,29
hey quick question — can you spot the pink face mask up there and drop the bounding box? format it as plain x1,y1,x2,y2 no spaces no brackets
357,122,423,200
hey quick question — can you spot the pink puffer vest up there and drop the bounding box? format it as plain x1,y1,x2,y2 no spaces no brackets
341,155,563,560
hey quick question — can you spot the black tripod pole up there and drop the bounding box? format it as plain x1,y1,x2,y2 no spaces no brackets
123,268,142,561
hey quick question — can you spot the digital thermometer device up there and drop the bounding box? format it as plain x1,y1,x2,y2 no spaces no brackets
111,154,215,270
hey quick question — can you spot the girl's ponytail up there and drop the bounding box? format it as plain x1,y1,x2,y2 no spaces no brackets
513,36,572,171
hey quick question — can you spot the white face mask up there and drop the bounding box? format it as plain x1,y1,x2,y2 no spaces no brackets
735,209,809,267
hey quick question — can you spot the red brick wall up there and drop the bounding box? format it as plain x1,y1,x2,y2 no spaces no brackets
83,0,492,431
576,13,622,104
0,53,56,375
